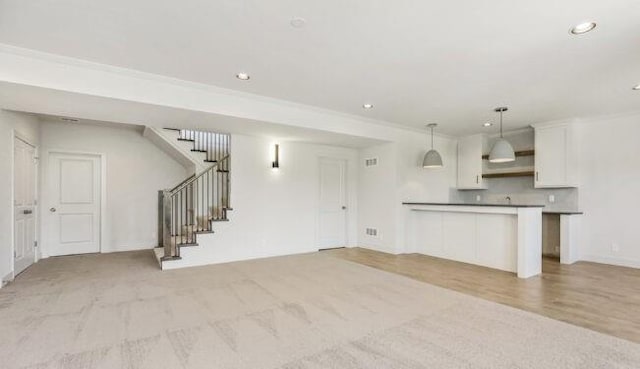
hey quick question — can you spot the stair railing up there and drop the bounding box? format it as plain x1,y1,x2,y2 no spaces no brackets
159,130,231,261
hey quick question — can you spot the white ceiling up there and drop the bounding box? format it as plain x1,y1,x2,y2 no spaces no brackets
0,0,638,136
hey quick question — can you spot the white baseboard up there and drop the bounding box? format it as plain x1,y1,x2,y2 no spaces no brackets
580,254,640,269
357,244,401,255
102,243,157,253
1,271,14,288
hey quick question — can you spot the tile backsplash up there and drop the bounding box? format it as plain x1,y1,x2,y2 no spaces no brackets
455,177,579,211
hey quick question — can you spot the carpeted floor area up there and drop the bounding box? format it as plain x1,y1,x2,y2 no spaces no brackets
1,250,639,368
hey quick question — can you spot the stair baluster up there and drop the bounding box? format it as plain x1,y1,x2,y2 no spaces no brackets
160,130,231,261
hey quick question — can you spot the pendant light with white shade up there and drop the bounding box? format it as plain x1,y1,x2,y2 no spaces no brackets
423,123,443,168
489,107,515,163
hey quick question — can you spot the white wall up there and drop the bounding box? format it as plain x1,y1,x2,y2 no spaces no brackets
168,134,359,268
0,110,40,282
357,143,398,254
577,113,640,268
39,120,188,255
357,134,458,254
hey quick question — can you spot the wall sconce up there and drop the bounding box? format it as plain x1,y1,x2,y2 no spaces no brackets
271,144,280,169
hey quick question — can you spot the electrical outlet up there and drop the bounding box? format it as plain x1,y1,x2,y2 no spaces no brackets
476,195,481,202
612,243,620,253
548,195,555,203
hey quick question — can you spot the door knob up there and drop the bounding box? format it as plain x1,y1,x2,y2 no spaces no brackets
49,207,56,212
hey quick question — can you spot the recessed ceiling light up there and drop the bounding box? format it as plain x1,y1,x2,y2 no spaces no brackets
362,103,374,109
236,72,250,80
483,122,493,127
61,117,78,122
633,84,640,90
570,22,596,35
290,17,307,28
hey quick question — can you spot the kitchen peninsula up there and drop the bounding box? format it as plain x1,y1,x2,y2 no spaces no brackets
403,202,543,278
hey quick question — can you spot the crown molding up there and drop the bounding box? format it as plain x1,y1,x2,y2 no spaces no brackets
0,43,455,140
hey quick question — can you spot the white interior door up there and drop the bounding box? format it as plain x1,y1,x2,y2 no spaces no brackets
14,138,37,275
48,152,101,256
318,158,347,249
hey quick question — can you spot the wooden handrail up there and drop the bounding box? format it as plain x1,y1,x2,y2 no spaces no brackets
170,155,229,194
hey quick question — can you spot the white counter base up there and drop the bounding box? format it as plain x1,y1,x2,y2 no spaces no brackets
405,204,542,278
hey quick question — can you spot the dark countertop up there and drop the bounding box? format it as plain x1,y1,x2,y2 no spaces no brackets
402,202,545,208
402,202,583,214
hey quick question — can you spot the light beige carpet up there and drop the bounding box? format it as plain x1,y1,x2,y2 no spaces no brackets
0,250,639,369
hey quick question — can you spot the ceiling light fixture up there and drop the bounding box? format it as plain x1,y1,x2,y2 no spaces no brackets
570,22,596,35
290,17,307,28
483,122,493,127
422,123,443,169
236,72,250,80
61,117,79,122
633,84,640,90
362,103,374,109
489,107,515,163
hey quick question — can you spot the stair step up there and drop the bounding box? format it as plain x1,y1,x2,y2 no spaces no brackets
217,170,229,173
195,230,215,234
209,218,229,222
178,242,199,247
177,138,195,142
191,149,207,152
161,255,182,261
163,128,181,132
204,160,218,163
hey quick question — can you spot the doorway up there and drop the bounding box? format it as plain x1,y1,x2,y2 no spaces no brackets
318,157,347,249
47,152,102,256
13,137,37,275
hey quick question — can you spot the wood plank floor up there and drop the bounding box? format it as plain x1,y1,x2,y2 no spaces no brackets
326,247,640,343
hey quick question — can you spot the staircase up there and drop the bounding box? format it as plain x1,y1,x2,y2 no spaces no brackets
156,128,231,268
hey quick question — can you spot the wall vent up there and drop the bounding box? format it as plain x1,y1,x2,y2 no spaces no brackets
365,227,378,237
364,157,378,167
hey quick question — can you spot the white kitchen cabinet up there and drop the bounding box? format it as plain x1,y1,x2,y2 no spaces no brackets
457,134,487,189
533,122,578,188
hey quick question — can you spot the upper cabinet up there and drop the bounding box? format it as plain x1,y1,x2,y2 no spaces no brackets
457,134,487,189
533,122,578,188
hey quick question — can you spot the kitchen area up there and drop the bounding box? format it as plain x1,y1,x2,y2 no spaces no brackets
404,113,583,278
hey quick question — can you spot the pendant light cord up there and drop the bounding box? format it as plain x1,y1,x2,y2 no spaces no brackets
430,126,434,149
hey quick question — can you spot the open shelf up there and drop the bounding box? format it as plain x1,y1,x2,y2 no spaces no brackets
482,149,534,160
482,171,534,179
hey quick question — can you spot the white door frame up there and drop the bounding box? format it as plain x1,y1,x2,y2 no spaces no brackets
10,131,39,280
41,149,107,257
317,156,349,249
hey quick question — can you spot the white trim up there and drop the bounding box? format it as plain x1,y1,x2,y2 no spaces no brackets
41,149,107,257
580,254,640,269
0,43,455,139
358,244,402,255
484,127,534,139
530,118,579,129
9,132,15,279
1,270,13,288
